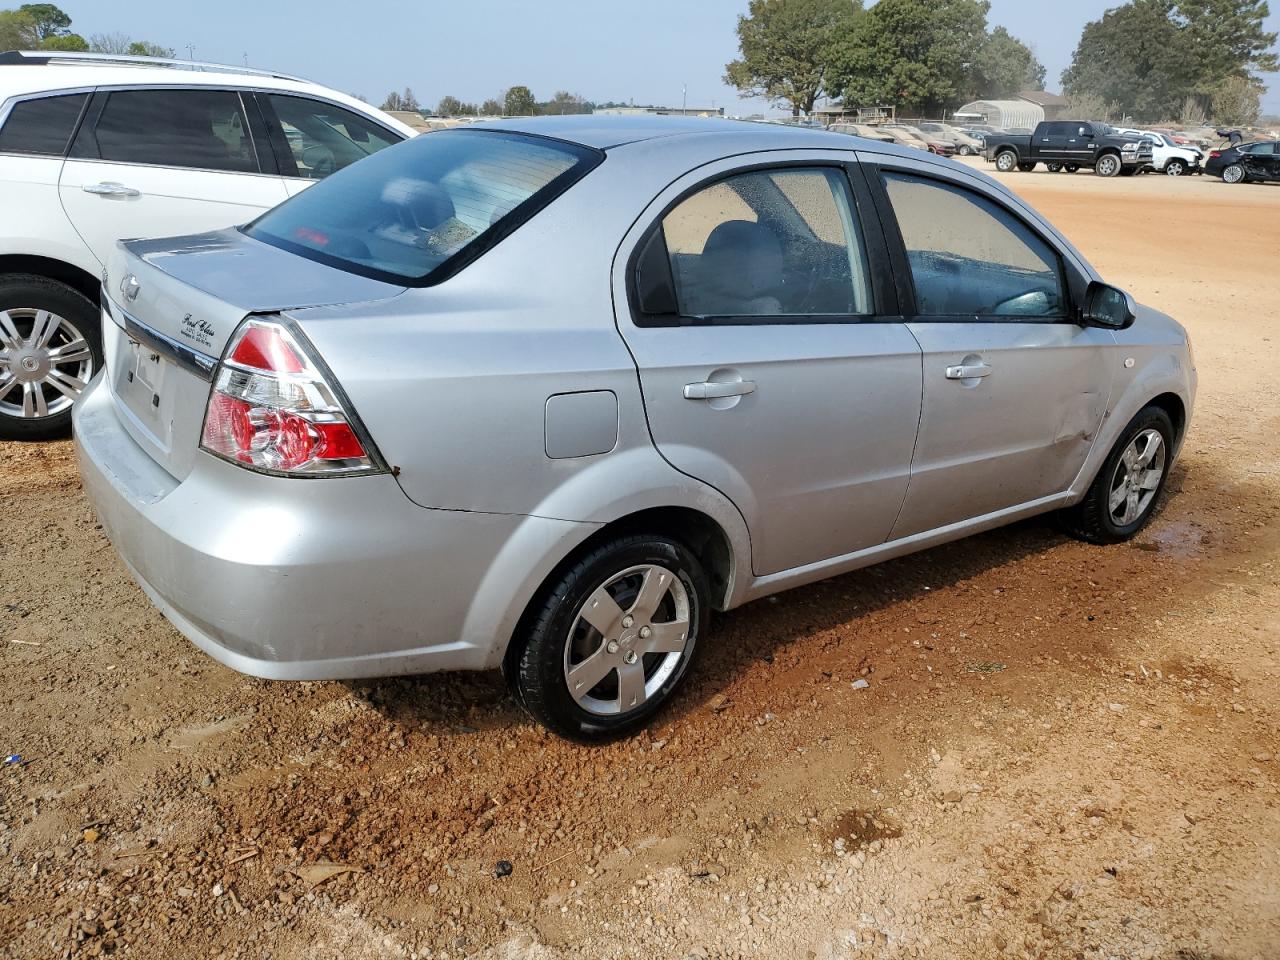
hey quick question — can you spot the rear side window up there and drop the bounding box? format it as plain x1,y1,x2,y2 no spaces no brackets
264,94,401,180
0,93,88,156
658,167,872,319
91,89,258,173
246,129,601,284
883,172,1065,319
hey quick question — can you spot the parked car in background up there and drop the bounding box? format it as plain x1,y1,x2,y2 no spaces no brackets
828,122,895,144
0,50,415,439
916,121,983,156
1205,140,1279,183
875,125,930,150
984,121,1153,176
885,123,956,156
76,116,1195,740
1115,128,1203,176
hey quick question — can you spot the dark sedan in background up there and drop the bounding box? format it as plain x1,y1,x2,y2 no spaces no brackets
1205,140,1280,183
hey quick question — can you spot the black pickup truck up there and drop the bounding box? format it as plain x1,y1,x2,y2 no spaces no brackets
983,121,1154,177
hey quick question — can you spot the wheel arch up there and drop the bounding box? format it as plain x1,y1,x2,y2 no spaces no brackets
0,255,100,306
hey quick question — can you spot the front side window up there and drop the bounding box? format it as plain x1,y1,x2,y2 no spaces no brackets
0,93,88,156
659,167,872,319
883,172,1065,319
246,129,600,283
92,89,258,173
265,94,401,180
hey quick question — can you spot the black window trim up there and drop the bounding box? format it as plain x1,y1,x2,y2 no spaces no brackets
862,158,1087,326
254,90,408,181
627,156,901,329
243,127,606,289
0,87,94,159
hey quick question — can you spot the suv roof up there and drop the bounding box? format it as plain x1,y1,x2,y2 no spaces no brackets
0,51,415,136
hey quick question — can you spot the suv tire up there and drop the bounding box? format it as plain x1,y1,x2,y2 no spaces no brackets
511,535,709,741
1058,405,1175,545
0,275,101,440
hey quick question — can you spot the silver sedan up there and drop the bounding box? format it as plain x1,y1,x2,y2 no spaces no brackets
74,117,1196,739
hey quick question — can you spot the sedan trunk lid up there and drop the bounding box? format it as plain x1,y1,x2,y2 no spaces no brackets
103,228,406,481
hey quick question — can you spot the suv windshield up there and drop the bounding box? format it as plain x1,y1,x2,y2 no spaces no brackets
246,129,602,284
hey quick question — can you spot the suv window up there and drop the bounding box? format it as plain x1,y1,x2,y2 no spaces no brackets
883,172,1065,319
91,89,258,173
0,93,88,156
264,94,401,180
660,167,872,319
246,129,600,284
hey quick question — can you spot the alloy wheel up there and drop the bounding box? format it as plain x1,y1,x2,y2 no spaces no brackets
1108,428,1166,526
0,308,94,420
1223,164,1245,184
1097,156,1119,177
563,563,691,717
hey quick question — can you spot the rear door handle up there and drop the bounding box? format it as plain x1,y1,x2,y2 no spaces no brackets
684,379,756,400
945,363,992,380
83,182,141,198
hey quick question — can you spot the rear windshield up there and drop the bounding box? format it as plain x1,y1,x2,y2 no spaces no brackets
245,129,602,285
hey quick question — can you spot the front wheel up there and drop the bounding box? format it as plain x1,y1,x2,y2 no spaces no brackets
1058,406,1175,545
1222,163,1246,184
958,145,974,156
511,535,709,741
0,275,102,441
1165,159,1187,176
994,150,1018,173
1095,154,1121,177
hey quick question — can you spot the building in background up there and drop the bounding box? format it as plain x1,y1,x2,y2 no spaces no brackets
953,91,1070,129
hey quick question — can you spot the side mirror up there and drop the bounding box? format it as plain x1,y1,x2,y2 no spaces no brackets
1083,281,1136,330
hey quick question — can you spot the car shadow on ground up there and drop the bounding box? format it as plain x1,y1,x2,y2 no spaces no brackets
351,461,1226,740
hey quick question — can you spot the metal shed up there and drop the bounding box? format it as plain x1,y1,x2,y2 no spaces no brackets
953,99,1046,130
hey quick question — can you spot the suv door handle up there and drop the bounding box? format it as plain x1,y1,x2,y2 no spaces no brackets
684,379,756,400
83,182,141,198
945,363,992,380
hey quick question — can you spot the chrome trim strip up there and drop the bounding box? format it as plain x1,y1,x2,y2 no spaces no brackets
107,299,217,381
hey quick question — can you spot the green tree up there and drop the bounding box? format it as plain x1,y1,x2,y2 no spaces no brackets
503,85,537,116
41,32,87,50
479,98,503,116
127,40,175,57
1211,73,1264,123
436,95,464,116
541,90,590,115
18,3,70,40
724,0,861,116
827,0,989,116
0,9,39,49
971,26,1046,99
1174,0,1279,84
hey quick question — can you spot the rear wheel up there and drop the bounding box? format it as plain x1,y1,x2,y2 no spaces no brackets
511,535,709,741
994,150,1018,173
0,275,101,441
1095,153,1121,177
1064,164,1080,173
1059,406,1175,545
1222,163,1246,184
1046,162,1063,172
1017,162,1037,172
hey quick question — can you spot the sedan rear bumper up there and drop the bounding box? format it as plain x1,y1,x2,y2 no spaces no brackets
73,374,591,680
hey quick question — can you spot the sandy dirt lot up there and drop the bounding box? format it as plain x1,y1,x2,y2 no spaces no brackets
2,162,1278,960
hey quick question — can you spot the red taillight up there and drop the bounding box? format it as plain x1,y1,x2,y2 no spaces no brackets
1209,150,1221,159
200,319,381,476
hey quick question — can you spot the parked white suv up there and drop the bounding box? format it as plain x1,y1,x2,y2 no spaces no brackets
1115,128,1204,176
0,51,415,439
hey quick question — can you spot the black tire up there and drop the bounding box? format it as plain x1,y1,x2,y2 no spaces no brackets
1058,405,1176,545
0,274,101,441
511,534,709,741
994,150,1018,173
958,145,974,156
1119,166,1137,177
1164,159,1187,177
1017,162,1037,172
1064,164,1080,173
1046,162,1063,173
1222,163,1246,184
1095,153,1122,177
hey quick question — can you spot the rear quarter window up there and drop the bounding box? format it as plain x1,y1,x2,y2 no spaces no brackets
0,93,88,156
245,129,602,285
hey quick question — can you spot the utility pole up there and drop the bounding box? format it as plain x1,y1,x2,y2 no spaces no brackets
682,83,687,115
243,52,249,67
185,44,195,61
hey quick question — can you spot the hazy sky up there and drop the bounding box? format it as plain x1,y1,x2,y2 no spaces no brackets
62,0,1280,114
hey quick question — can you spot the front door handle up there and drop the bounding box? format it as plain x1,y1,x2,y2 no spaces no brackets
684,379,756,400
945,362,992,380
83,182,141,198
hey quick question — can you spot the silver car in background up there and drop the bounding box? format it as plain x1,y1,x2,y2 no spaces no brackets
75,117,1196,740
